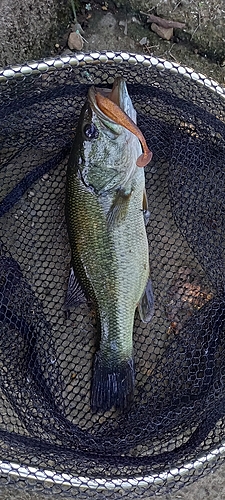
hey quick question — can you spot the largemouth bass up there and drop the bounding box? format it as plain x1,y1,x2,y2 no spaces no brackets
66,78,154,412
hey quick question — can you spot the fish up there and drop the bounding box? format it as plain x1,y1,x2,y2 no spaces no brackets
65,77,154,412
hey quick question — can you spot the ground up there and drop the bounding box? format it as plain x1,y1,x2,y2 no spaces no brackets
54,0,225,85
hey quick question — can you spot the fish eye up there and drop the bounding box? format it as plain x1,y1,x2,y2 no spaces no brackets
83,123,99,140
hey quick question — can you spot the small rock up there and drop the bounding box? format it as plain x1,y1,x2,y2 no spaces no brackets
68,32,84,51
131,16,141,25
139,36,148,46
151,23,173,41
99,12,117,29
102,1,108,10
42,173,49,180
119,20,127,35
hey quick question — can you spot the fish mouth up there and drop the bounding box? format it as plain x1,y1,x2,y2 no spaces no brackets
88,78,152,167
88,78,134,122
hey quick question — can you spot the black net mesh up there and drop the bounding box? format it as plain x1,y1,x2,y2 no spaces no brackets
0,53,225,498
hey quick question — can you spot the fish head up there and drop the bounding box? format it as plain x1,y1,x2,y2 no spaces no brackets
73,78,145,195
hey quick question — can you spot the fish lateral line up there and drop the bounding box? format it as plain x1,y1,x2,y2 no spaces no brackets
95,92,152,168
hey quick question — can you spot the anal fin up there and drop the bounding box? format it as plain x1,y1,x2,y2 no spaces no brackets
138,277,154,323
64,266,87,310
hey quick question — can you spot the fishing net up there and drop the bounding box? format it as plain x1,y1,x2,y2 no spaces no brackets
0,52,224,498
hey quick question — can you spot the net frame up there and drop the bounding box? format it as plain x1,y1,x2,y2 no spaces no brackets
0,50,224,497
0,51,224,100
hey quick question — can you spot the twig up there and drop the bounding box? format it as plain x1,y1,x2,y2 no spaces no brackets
145,14,185,29
172,1,182,11
140,8,156,16
70,0,77,23
143,44,160,55
191,10,201,39
166,44,180,64
158,44,181,65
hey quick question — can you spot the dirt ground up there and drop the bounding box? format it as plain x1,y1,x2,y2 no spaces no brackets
54,0,225,85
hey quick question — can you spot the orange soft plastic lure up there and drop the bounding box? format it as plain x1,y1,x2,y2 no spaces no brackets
95,92,152,167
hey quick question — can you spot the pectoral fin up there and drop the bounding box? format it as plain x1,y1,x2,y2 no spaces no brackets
107,188,132,229
138,278,154,323
143,188,150,226
64,266,87,310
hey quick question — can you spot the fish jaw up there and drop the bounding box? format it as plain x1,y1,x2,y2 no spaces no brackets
71,96,142,199
69,78,145,197
89,78,152,168
88,77,137,123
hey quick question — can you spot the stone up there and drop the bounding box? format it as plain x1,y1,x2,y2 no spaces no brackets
151,23,173,41
68,32,84,51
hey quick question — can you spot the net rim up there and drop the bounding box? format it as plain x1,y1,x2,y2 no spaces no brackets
0,50,224,99
0,49,225,493
0,439,225,491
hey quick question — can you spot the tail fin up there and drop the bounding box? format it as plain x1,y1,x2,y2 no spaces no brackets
91,352,135,412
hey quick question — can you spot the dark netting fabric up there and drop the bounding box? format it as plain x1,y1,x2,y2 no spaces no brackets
0,55,225,498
